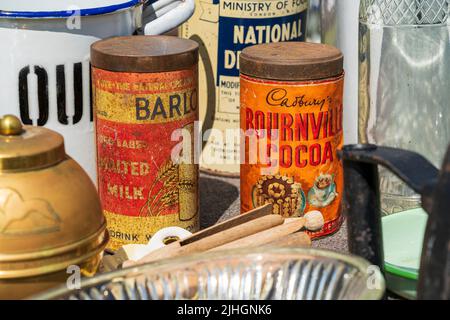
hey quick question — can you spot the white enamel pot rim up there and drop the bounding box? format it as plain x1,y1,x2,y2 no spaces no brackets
0,0,195,36
0,0,150,18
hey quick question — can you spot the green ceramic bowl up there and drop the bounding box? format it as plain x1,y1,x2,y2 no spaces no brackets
382,208,428,299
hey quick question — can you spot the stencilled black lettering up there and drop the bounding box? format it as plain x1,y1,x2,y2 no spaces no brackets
18,65,49,126
18,62,90,126
56,64,68,125
34,66,49,126
18,66,32,125
73,62,83,124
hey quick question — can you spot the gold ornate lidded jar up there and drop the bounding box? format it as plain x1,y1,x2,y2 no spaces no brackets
0,115,108,299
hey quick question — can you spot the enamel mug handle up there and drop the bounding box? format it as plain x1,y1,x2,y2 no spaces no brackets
142,0,195,35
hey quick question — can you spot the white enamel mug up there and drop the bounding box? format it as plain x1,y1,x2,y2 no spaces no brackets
0,0,195,182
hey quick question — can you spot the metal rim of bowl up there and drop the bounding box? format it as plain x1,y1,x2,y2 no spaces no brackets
32,247,386,300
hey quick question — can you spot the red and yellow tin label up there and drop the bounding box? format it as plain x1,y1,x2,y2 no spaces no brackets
240,74,344,238
93,67,199,251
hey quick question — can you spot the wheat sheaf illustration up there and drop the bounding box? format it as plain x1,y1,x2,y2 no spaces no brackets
0,188,61,236
139,160,181,217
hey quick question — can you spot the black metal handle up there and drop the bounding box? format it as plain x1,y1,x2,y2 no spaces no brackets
339,145,384,271
417,147,450,300
338,144,450,300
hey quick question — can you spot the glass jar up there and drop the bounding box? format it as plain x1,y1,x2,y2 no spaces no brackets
358,0,450,215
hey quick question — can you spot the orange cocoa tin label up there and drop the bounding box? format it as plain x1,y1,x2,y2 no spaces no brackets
240,74,344,238
93,67,199,251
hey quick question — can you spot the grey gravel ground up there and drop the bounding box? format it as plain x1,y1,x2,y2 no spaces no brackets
200,172,349,253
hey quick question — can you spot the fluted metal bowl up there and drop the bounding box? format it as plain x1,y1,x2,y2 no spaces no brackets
32,248,385,300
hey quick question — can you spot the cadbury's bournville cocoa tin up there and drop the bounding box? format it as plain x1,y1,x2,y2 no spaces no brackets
91,36,199,251
240,42,345,238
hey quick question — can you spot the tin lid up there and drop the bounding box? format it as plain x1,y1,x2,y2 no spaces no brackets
240,42,344,81
0,115,65,172
91,35,199,73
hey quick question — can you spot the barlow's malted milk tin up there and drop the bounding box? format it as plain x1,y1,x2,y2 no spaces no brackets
180,0,308,176
91,36,200,251
240,42,345,238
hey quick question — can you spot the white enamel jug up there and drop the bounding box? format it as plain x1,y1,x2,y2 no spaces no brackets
0,0,194,183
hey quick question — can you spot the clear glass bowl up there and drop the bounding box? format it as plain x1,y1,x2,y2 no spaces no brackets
33,248,385,300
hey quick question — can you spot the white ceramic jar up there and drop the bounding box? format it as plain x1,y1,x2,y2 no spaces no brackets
336,0,359,145
0,0,194,183
311,0,359,145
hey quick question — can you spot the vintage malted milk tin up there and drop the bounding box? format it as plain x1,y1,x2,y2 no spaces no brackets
91,36,200,251
180,0,308,176
240,42,345,238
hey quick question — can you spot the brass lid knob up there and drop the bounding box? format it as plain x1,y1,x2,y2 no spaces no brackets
0,115,23,136
0,115,66,172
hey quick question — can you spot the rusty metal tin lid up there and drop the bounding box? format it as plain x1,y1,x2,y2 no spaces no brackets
240,42,344,81
91,35,199,73
0,115,65,172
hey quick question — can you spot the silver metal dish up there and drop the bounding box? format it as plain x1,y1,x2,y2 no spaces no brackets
32,248,385,300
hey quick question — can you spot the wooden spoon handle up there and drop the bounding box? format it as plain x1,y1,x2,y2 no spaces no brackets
133,214,284,264
211,218,306,251
181,204,273,246
265,232,311,247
